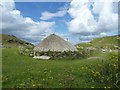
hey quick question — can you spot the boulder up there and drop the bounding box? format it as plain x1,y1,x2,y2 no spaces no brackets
33,55,50,60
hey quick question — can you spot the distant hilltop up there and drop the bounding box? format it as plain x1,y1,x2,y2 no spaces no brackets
0,34,34,48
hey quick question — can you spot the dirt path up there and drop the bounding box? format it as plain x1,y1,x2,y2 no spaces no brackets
87,57,104,60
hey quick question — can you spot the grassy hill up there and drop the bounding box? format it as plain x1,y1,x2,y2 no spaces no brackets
1,34,119,88
0,34,34,48
76,35,119,51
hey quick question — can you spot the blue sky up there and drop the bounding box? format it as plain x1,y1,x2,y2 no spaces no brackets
1,0,118,45
15,2,70,21
15,2,72,42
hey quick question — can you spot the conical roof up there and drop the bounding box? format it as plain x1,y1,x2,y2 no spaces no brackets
33,34,77,52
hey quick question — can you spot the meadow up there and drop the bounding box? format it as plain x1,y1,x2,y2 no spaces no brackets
2,48,119,88
1,34,119,88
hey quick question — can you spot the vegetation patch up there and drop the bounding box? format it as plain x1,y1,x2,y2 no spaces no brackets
89,53,119,88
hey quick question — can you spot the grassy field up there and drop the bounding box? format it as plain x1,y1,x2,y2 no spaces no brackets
2,48,119,88
1,34,119,88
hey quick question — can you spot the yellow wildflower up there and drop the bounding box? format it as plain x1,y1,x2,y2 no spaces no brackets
33,84,36,87
96,72,100,75
81,67,84,69
50,77,53,79
104,86,107,88
38,84,41,86
6,77,8,80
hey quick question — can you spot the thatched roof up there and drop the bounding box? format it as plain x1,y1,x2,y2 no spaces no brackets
33,34,77,52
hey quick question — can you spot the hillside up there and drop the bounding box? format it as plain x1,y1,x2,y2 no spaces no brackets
76,35,120,52
0,34,34,48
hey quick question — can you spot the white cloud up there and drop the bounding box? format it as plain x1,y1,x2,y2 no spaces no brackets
100,32,107,36
1,0,55,44
68,0,118,36
0,0,15,11
10,10,21,15
68,2,97,34
40,9,67,20
24,17,34,23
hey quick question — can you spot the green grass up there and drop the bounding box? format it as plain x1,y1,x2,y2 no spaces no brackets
2,34,119,88
2,48,118,88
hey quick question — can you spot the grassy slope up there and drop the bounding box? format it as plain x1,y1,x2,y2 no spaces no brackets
0,34,34,48
76,35,119,49
76,35,119,58
2,35,119,88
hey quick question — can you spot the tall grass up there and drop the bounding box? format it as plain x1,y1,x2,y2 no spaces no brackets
89,53,119,88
